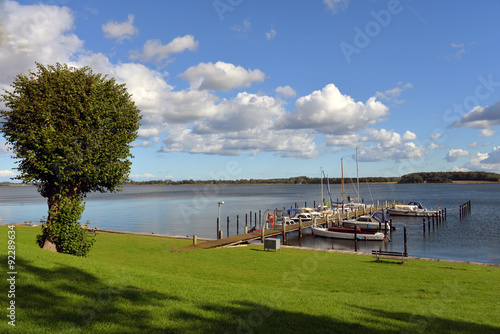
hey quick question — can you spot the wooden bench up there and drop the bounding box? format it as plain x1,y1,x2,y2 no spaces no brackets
372,250,408,263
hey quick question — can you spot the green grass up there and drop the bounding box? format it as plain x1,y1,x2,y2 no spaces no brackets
1,225,499,333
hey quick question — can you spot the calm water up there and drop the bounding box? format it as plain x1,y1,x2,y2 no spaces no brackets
1,183,499,264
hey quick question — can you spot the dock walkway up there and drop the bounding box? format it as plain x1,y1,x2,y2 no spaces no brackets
177,203,396,251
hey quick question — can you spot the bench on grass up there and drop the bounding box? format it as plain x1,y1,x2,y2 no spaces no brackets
372,250,408,263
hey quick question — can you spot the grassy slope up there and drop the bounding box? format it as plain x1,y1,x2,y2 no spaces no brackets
1,225,499,334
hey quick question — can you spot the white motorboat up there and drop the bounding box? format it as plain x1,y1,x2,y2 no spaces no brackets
387,201,439,217
342,211,391,230
311,226,385,241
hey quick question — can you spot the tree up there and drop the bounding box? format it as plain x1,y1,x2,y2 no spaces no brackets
1,63,141,256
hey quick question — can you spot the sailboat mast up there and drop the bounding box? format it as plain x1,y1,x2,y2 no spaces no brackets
356,148,359,202
341,158,345,203
320,167,323,209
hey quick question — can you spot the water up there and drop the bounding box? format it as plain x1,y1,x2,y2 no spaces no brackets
1,183,499,264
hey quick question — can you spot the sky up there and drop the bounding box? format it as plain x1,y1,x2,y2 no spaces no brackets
1,0,500,182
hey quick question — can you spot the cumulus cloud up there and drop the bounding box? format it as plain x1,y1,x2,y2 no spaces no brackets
445,149,469,162
275,83,389,135
402,130,417,141
323,0,350,14
102,14,138,42
450,101,500,134
130,34,198,63
480,146,500,164
275,85,296,98
0,0,83,85
358,142,426,162
180,61,265,91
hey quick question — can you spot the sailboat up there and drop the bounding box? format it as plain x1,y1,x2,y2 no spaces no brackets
343,148,369,211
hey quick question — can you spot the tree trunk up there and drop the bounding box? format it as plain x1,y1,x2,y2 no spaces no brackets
42,236,57,252
42,189,60,253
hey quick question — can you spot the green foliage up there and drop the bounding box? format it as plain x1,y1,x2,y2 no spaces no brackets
36,195,95,256
398,171,500,184
1,62,141,255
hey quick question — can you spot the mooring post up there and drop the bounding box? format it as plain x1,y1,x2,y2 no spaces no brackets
245,213,248,228
255,212,257,228
432,215,435,230
299,217,303,238
217,217,220,239
259,210,261,229
404,226,407,255
354,224,358,252
227,216,230,237
193,234,197,245
428,217,431,232
282,219,287,244
250,211,252,227
237,215,239,235
261,224,265,243
423,218,426,235
389,219,393,236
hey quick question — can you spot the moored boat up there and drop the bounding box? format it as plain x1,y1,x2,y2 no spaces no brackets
311,225,385,241
342,211,391,230
387,201,438,217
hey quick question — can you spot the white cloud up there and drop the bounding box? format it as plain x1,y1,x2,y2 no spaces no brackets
479,129,497,137
375,82,413,105
266,26,276,41
427,143,443,150
358,141,426,162
0,170,16,178
480,146,500,164
0,0,83,85
180,61,265,91
323,0,350,14
275,83,389,135
130,173,155,180
102,14,138,42
445,149,469,162
402,130,417,141
275,85,296,98
192,93,282,133
430,131,442,141
451,101,500,129
130,35,198,63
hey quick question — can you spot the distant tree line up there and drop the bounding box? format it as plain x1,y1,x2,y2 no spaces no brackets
125,176,400,186
398,171,500,184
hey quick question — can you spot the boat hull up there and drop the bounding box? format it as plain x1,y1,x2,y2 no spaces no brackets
311,226,385,241
387,209,438,217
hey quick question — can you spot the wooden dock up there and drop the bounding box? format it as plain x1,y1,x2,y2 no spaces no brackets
176,203,396,251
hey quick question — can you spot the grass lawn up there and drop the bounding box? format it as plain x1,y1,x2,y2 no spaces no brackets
1,225,499,333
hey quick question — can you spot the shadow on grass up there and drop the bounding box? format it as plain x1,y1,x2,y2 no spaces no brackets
164,300,500,334
12,256,180,333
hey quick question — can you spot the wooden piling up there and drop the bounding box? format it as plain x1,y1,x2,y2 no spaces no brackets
282,220,287,244
354,224,358,252
237,215,239,235
423,219,426,235
404,226,407,255
227,216,230,237
217,217,220,239
299,218,303,238
193,235,197,245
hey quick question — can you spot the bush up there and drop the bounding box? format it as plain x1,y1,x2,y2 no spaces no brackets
36,195,95,256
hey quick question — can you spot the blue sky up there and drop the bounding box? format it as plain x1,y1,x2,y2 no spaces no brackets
1,0,500,182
